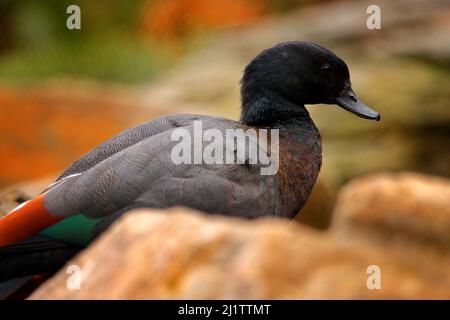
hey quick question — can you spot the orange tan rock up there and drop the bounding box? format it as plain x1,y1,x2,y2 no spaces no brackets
30,207,450,299
331,172,450,289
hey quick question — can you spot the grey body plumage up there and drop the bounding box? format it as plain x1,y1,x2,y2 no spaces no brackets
46,114,320,224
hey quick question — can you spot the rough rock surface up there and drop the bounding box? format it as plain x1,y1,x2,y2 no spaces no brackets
30,204,449,299
0,83,164,187
333,172,450,247
331,172,450,285
0,176,54,216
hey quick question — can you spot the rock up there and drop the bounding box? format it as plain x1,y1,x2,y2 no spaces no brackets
331,172,450,285
30,207,449,299
0,176,53,216
140,0,265,42
0,82,164,187
332,172,450,248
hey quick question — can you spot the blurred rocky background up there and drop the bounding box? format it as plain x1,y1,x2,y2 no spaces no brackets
0,0,449,298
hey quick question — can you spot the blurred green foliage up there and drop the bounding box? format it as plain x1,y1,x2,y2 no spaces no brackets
0,0,174,83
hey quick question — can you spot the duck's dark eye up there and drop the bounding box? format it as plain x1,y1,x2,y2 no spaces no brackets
320,63,331,72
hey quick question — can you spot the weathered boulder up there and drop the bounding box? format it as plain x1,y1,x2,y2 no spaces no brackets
331,172,450,285
30,207,449,299
0,176,53,216
0,83,164,187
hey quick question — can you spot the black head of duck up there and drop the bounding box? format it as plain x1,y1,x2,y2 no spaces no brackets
241,41,380,125
0,41,380,284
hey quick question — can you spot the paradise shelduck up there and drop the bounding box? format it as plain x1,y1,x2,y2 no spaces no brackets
0,41,380,287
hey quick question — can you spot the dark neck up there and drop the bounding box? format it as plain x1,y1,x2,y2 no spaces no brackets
240,90,311,126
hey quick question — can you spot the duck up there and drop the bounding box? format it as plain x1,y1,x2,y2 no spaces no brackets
0,41,380,284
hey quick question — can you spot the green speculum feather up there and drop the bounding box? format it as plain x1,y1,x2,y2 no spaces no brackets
40,214,102,247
